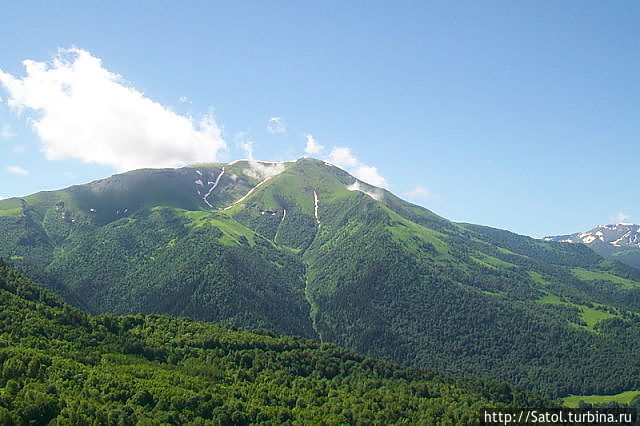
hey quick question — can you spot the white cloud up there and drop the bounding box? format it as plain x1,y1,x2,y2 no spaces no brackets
63,171,76,179
6,165,29,175
404,186,434,200
610,212,631,224
347,181,384,201
12,145,25,153
328,146,359,168
267,117,286,134
237,133,285,180
0,47,226,172
0,123,14,139
352,165,388,188
0,196,5,200
325,146,388,188
304,134,324,155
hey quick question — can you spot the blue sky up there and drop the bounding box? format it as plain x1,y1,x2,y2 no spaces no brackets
0,1,638,237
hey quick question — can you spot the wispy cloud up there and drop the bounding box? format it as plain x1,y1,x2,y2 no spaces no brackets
0,47,226,172
328,147,359,168
301,135,389,188
0,123,14,139
12,145,25,153
346,181,384,201
304,134,324,155
404,186,435,200
327,146,388,188
267,117,286,134
6,165,29,176
237,133,285,180
610,212,631,224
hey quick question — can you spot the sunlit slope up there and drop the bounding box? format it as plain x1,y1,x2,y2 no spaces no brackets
226,159,640,397
0,162,315,337
2,158,640,397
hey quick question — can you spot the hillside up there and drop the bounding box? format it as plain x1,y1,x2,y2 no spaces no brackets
0,261,546,424
2,158,640,398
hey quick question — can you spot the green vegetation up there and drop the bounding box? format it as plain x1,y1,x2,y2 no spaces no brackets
0,207,21,217
180,209,256,246
583,238,640,270
571,267,640,289
562,391,640,408
537,294,619,331
0,262,549,424
3,158,640,400
528,271,550,285
579,305,617,329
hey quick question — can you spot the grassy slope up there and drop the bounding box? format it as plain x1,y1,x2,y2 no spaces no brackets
562,391,640,408
588,240,640,270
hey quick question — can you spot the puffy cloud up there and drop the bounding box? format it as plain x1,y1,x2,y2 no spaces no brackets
610,212,631,224
326,146,388,188
0,47,226,172
304,134,324,155
328,146,359,168
6,165,29,175
267,116,286,134
404,186,434,200
298,141,388,189
352,165,388,188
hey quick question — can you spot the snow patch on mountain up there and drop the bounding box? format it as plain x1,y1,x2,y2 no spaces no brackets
203,167,225,208
313,191,320,226
546,224,640,248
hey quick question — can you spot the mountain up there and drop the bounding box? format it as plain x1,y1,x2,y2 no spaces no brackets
545,224,640,270
2,158,640,398
1,261,548,423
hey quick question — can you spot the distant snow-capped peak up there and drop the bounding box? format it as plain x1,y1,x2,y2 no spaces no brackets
544,223,640,247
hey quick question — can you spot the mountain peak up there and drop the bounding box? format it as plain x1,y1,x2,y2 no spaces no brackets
545,223,640,248
544,223,640,269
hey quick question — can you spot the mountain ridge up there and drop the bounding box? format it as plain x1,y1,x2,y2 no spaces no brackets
545,223,640,270
2,158,640,398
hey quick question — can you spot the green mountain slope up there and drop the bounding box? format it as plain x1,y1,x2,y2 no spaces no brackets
2,158,640,398
589,240,640,270
0,261,546,424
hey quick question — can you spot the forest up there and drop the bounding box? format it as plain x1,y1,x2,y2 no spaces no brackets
0,260,552,424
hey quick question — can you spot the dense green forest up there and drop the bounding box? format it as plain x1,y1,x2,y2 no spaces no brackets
2,158,640,399
0,261,551,424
